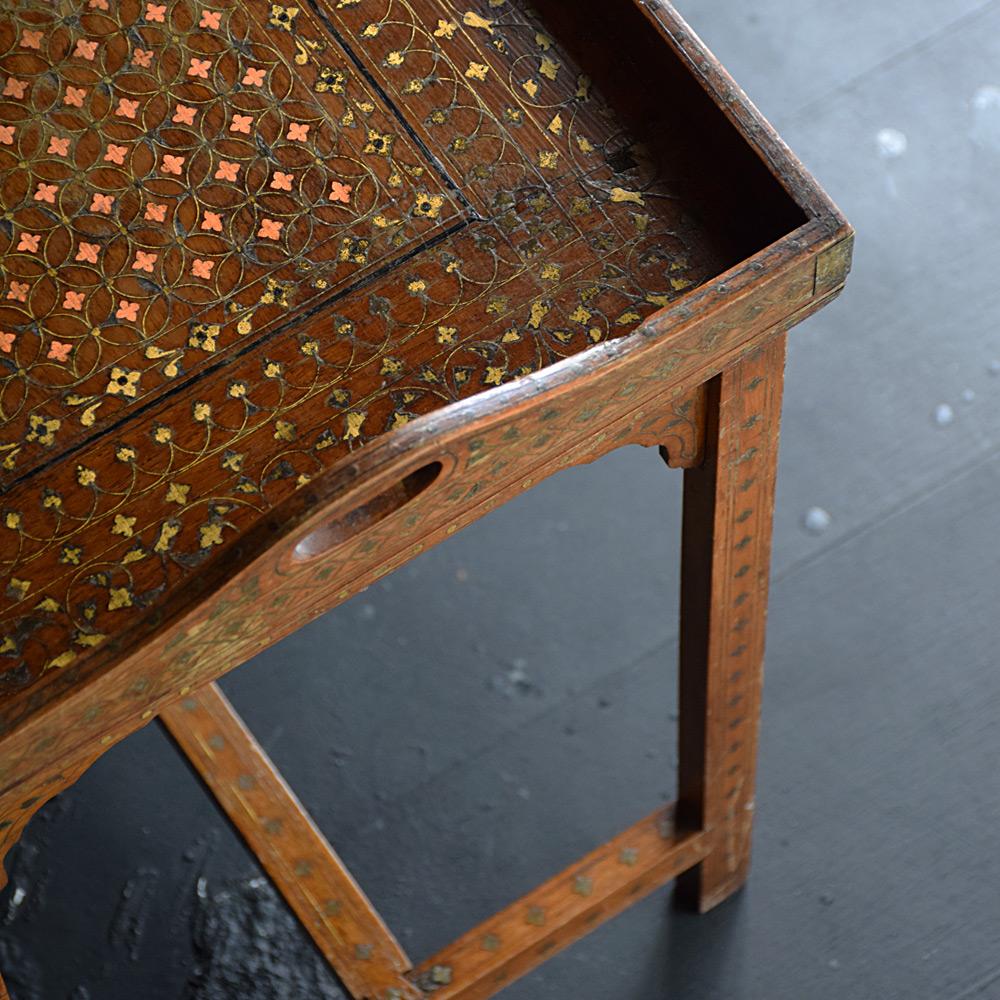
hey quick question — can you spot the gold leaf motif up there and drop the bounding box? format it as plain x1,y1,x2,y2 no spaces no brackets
540,56,560,80
46,650,77,669
154,522,180,554
465,62,490,81
538,151,559,169
199,523,225,548
75,633,106,647
547,114,563,136
165,482,190,505
528,300,550,329
112,514,136,537
107,587,133,610
274,420,296,441
610,187,645,206
434,19,458,39
343,411,366,439
522,79,538,98
4,511,20,530
463,11,494,32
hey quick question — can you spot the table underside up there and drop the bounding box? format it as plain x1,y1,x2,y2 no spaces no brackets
0,0,801,708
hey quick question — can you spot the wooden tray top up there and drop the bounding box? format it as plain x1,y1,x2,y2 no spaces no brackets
0,0,818,727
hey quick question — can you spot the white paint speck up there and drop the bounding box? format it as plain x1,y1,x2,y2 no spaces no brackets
989,359,1000,376
876,128,908,159
803,507,832,535
961,388,976,402
934,403,955,426
972,86,1000,152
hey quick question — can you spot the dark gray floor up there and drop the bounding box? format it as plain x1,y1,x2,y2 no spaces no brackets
4,2,1000,998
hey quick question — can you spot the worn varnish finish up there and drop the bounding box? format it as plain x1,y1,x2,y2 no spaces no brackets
0,0,852,995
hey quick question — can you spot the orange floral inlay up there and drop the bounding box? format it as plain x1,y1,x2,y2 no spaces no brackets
34,183,57,203
287,122,310,142
7,283,28,302
258,219,283,240
173,104,196,125
191,259,215,278
132,251,158,273
2,79,27,99
0,331,14,352
64,87,86,107
188,58,211,79
20,30,43,49
47,341,72,362
145,203,168,222
63,291,85,311
104,144,128,165
215,160,240,181
90,193,115,214
200,10,222,29
116,300,139,321
201,211,223,232
76,243,100,263
230,114,252,134
134,48,154,67
116,99,139,119
0,126,14,146
89,0,109,8
74,39,98,60
47,137,70,156
270,171,293,191
162,154,185,175
17,234,40,252
242,67,266,86
145,3,166,21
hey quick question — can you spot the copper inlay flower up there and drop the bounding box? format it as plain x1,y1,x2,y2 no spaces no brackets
116,300,139,321
188,58,211,79
132,251,158,273
162,154,185,175
258,219,283,240
215,160,239,181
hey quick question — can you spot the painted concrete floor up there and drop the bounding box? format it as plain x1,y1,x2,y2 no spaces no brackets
4,1,1000,998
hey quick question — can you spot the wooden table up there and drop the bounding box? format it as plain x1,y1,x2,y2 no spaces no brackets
0,0,852,995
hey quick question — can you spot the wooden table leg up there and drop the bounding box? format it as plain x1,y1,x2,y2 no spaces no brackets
160,684,419,1000
675,334,787,913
